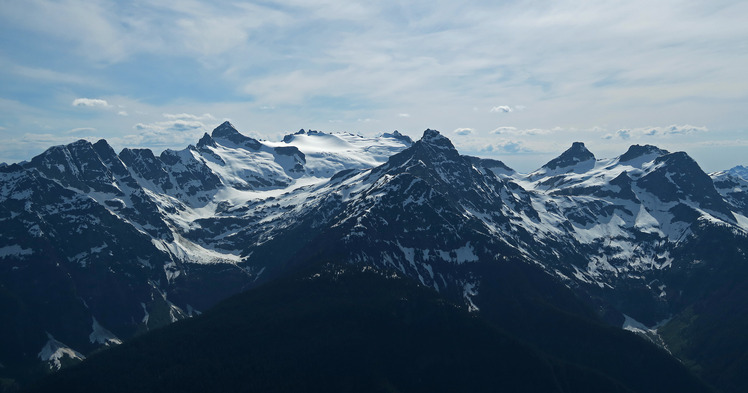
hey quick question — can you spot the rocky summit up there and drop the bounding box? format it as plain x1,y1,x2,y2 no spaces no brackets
2,123,748,392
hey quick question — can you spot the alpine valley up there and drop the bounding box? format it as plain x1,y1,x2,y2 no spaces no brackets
2,122,748,392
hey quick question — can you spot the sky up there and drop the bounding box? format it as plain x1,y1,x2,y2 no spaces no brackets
1,0,747,173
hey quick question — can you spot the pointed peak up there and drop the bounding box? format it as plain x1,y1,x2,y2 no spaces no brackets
414,129,457,152
400,129,459,160
543,142,595,170
91,139,116,158
211,121,239,138
210,122,261,150
422,128,442,139
619,144,669,163
197,133,217,148
92,138,116,152
92,139,118,159
92,139,111,148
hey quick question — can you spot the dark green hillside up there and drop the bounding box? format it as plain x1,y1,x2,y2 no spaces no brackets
24,265,624,393
659,224,748,393
471,262,713,393
25,262,712,393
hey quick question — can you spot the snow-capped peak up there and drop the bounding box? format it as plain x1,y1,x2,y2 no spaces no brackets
210,122,261,150
415,129,459,153
38,333,85,370
618,144,669,165
543,142,595,171
211,121,239,138
196,133,217,148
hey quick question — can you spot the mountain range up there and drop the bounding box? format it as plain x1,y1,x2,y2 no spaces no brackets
2,122,747,392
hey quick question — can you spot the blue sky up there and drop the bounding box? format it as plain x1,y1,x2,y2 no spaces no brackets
1,0,747,172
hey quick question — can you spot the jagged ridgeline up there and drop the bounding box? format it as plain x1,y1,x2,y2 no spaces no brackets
2,122,747,392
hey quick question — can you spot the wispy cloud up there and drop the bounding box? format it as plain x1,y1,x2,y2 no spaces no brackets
162,113,215,121
129,113,214,147
602,124,708,140
490,106,513,113
481,140,532,154
72,98,111,108
491,127,555,136
0,1,746,171
454,127,474,136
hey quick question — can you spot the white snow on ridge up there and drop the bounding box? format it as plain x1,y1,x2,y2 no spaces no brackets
38,333,85,370
622,314,655,334
152,234,242,265
634,204,662,235
201,144,292,190
133,128,410,257
212,176,327,208
89,317,122,346
572,214,630,244
462,282,480,312
733,213,748,231
140,302,149,324
264,131,410,178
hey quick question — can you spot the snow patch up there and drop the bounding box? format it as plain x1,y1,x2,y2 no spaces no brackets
38,333,85,370
634,205,663,235
622,314,655,334
0,245,33,258
455,242,479,263
186,304,202,317
89,317,122,346
140,302,149,325
153,234,242,265
463,282,480,312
